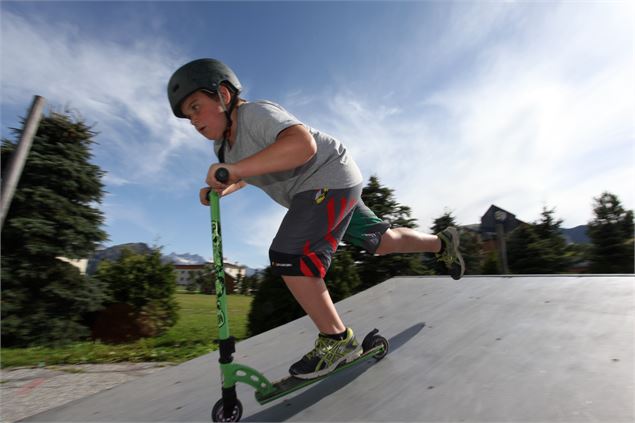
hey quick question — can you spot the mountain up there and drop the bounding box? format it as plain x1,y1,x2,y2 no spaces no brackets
88,244,262,276
162,252,208,265
245,267,262,277
561,225,590,244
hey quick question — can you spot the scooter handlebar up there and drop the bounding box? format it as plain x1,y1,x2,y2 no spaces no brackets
215,167,229,184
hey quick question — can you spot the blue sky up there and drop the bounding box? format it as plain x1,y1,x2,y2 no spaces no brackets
2,1,633,269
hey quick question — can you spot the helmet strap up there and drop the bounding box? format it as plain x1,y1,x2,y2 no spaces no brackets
217,88,239,164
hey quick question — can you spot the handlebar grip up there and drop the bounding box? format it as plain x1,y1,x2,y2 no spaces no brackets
215,167,229,183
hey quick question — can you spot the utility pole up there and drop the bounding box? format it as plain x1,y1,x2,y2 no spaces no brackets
495,210,510,274
0,95,46,231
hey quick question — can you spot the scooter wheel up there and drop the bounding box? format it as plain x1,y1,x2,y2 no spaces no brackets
211,398,243,422
371,335,389,361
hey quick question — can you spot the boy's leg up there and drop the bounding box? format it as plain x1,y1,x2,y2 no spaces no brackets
282,275,345,335
375,228,441,255
269,185,364,379
282,275,362,379
375,227,465,280
344,203,464,279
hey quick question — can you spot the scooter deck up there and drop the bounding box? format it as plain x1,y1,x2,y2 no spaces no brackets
255,332,388,405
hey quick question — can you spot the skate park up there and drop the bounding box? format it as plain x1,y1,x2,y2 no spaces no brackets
23,274,633,422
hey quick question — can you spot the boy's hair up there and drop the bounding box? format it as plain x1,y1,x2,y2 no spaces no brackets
167,58,242,118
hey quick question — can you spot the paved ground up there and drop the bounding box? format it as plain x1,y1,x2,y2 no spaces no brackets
1,362,173,422
5,275,635,422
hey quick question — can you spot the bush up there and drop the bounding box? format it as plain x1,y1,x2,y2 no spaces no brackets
93,248,179,342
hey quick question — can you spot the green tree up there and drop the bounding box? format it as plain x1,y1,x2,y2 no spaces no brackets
481,251,500,274
192,263,215,294
186,271,200,292
344,176,431,290
507,207,571,274
460,230,486,275
240,273,261,296
247,266,304,336
1,111,108,346
506,223,545,274
94,248,179,340
325,249,361,302
587,192,634,273
430,211,456,234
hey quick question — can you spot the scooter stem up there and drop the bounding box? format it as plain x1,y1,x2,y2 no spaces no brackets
210,185,230,341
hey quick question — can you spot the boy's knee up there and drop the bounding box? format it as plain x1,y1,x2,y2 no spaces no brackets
375,229,397,255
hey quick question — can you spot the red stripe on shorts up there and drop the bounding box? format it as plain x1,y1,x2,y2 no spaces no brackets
303,241,326,278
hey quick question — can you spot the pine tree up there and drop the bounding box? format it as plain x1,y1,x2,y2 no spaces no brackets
460,230,486,275
247,266,305,336
506,208,570,274
587,192,634,273
507,223,546,274
1,111,108,346
481,251,500,274
325,249,361,302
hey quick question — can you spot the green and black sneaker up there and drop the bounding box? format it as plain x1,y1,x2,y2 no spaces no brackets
289,328,362,379
436,227,465,280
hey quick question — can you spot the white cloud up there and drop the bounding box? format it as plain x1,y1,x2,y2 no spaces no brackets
1,10,203,188
306,2,634,230
102,199,158,237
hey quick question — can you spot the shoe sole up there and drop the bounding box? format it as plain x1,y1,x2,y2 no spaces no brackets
446,227,465,280
291,346,363,380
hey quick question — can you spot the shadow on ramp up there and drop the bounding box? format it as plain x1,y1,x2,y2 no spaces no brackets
243,322,425,422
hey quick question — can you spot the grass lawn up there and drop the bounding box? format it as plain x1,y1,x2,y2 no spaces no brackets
0,293,253,368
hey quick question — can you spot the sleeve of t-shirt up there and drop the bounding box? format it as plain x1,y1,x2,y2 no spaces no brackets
245,101,303,148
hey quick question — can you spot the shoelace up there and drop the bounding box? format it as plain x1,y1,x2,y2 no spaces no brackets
306,336,346,359
436,250,456,267
304,337,335,360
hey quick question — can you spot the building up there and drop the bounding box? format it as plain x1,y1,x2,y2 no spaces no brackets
464,204,591,273
475,205,526,253
173,260,246,294
223,260,247,280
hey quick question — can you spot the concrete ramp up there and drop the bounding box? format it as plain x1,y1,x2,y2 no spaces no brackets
24,276,634,422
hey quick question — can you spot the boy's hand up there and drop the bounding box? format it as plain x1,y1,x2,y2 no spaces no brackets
206,163,241,190
199,187,211,206
199,164,246,206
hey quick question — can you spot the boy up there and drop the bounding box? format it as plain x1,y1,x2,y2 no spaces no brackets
168,58,464,380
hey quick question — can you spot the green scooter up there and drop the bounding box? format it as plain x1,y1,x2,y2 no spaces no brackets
209,167,389,422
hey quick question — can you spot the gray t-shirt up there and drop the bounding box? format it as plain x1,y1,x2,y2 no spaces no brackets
214,101,363,208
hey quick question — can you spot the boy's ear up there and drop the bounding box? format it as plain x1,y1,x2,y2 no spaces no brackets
218,85,233,105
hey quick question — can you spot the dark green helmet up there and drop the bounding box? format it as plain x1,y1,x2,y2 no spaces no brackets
167,58,242,118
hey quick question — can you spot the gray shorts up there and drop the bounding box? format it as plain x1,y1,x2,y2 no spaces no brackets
269,184,390,278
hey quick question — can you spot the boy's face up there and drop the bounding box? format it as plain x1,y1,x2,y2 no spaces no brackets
180,91,226,141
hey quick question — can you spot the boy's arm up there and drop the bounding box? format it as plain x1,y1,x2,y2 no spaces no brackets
206,124,316,188
221,180,248,196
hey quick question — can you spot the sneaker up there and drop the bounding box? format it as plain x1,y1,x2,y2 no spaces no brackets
436,227,465,280
289,328,362,379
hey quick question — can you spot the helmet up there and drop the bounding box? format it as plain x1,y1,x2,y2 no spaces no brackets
167,58,242,118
